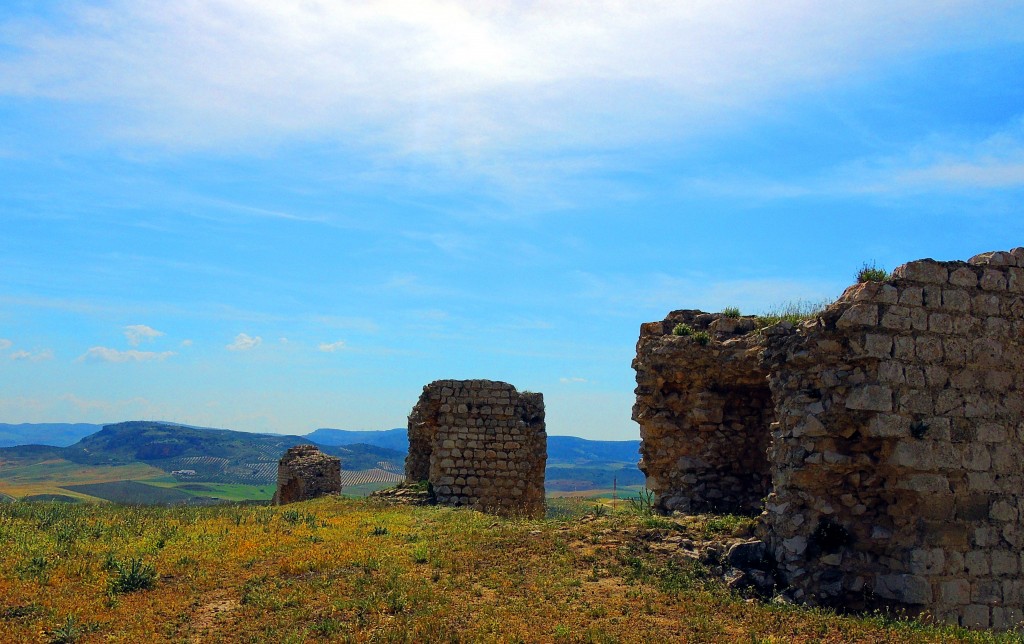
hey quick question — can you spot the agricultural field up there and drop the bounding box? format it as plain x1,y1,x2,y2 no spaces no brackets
61,482,203,505
0,498,1014,642
0,458,168,502
341,481,403,497
339,468,403,487
549,485,650,502
145,482,276,503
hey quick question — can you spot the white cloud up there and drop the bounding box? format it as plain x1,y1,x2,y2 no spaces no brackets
685,119,1024,200
123,324,164,346
0,339,11,351
10,349,54,362
180,339,193,347
78,347,174,363
560,377,588,384
318,340,347,353
2,1,1019,163
226,333,261,351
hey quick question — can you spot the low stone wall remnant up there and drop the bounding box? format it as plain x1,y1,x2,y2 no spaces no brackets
273,444,341,505
406,379,546,518
634,248,1024,630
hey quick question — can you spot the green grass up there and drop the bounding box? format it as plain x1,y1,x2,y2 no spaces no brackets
0,499,1014,642
672,322,693,336
62,481,201,505
145,482,274,502
857,261,890,282
722,306,741,318
342,481,403,498
755,299,831,330
0,459,170,501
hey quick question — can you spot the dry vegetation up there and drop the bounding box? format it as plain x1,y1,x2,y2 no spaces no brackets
0,498,1018,643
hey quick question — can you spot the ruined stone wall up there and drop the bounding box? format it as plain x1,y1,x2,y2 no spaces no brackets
406,379,547,518
634,248,1024,629
762,249,1024,629
274,445,341,505
633,311,772,514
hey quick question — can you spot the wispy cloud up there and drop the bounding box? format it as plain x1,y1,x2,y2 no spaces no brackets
10,348,54,362
2,1,1018,164
685,119,1024,200
318,340,347,353
226,333,261,351
0,339,11,351
78,347,174,363
180,339,193,347
58,393,156,417
573,270,841,316
123,324,164,346
560,376,588,384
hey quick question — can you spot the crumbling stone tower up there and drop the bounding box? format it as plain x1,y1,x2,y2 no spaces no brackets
406,379,547,518
633,311,771,515
273,445,341,505
634,248,1024,629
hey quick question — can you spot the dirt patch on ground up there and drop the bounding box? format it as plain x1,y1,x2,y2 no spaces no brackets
188,595,240,642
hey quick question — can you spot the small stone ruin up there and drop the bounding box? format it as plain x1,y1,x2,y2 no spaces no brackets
633,248,1024,629
406,379,547,518
273,444,341,505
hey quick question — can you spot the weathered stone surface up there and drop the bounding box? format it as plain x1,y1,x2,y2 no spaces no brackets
406,379,546,518
634,249,1024,630
632,310,773,515
273,445,341,505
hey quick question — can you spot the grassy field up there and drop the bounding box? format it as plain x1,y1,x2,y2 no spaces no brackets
145,482,276,502
0,460,398,504
0,498,1017,643
0,460,169,502
549,485,649,501
61,482,205,505
342,481,404,498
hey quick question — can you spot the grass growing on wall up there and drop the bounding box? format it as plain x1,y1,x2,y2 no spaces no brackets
755,299,832,330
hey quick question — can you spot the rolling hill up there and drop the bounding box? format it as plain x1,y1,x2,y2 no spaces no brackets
305,427,407,451
0,421,644,502
546,435,640,464
0,421,406,503
0,422,105,448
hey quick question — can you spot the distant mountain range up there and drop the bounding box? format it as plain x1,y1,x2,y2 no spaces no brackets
305,427,639,464
2,422,640,464
0,421,643,499
307,427,408,451
0,423,105,448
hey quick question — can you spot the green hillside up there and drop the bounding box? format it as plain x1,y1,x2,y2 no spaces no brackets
0,421,645,501
0,422,405,502
64,421,317,466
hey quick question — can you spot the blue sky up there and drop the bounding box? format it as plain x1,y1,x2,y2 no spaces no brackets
1,2,1023,439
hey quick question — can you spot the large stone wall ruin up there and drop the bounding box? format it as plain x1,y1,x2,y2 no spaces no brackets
273,445,341,505
406,379,547,518
634,248,1024,629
